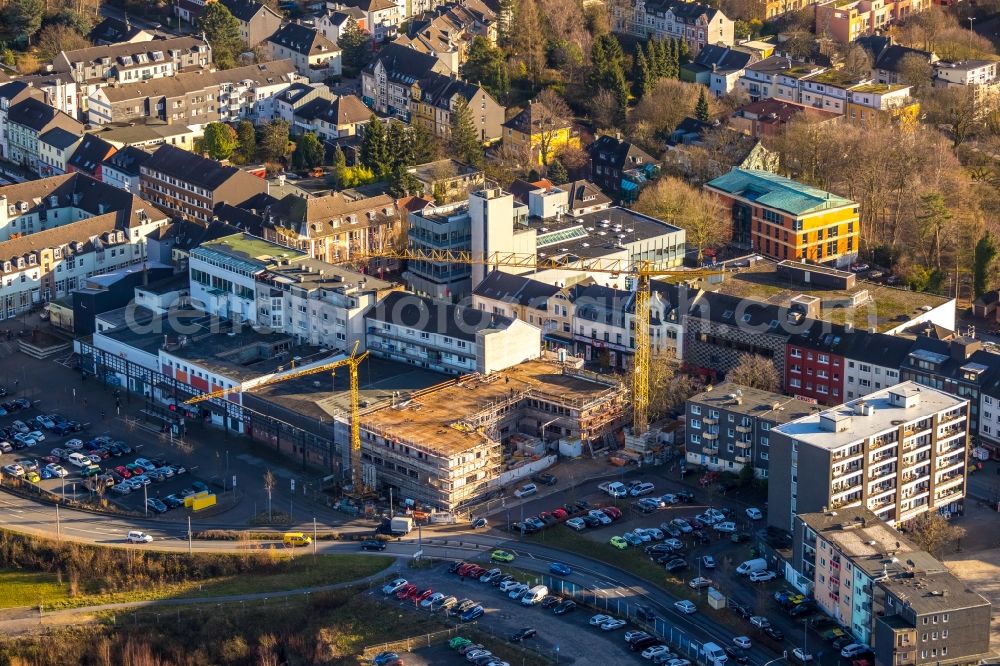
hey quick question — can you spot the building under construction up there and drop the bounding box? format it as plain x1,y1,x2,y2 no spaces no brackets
359,357,628,511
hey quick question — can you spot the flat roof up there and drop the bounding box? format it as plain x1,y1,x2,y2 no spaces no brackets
774,381,966,450
360,358,622,458
197,233,307,265
705,168,855,216
248,355,446,422
531,207,684,261
702,259,950,332
262,258,394,292
688,381,823,423
879,568,990,614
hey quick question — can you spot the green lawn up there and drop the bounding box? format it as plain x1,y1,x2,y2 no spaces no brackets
0,569,70,609
0,554,393,611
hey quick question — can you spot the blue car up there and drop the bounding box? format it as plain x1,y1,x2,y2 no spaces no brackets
460,605,484,622
549,562,572,576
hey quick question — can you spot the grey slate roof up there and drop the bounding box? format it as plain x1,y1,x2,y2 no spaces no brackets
143,144,242,190
366,290,515,341
365,43,441,83
472,270,560,307
38,127,80,151
102,145,152,178
68,135,116,175
268,22,339,56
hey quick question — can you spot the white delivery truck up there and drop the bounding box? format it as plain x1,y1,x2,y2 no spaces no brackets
736,558,768,575
701,641,729,666
390,516,414,535
521,584,549,606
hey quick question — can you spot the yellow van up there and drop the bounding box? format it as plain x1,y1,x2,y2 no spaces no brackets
282,532,312,547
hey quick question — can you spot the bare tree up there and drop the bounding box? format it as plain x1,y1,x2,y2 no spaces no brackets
263,469,275,521
532,89,574,166
897,53,934,96
648,352,698,422
635,176,728,262
727,354,779,391
840,43,872,79
906,512,966,557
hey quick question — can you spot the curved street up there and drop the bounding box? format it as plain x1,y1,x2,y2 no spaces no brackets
0,489,780,666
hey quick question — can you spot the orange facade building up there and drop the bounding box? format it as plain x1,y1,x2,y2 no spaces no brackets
704,168,860,268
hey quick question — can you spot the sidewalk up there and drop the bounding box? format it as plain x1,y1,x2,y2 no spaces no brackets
2,562,398,636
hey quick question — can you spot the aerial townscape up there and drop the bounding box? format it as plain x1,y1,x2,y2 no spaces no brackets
0,0,999,662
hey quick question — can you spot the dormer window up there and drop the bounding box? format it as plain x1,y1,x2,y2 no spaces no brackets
27,254,36,266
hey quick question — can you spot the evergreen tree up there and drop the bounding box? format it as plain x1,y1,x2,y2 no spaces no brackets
292,132,325,170
974,232,997,299
360,115,391,177
449,98,484,167
4,0,43,46
411,122,444,164
497,0,517,45
339,20,371,76
635,48,650,98
695,87,710,122
464,36,509,102
235,120,256,164
509,0,544,84
329,145,348,188
589,34,629,125
259,120,291,162
677,38,690,66
652,40,667,79
547,159,568,184
197,3,243,69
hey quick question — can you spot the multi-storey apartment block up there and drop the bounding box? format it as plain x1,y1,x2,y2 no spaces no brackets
769,382,969,530
611,0,734,54
792,508,991,666
140,145,267,224
685,381,822,478
704,168,860,267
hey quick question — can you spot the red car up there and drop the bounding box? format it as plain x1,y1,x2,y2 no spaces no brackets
413,588,433,602
115,465,132,479
457,563,477,576
552,508,568,520
395,584,417,600
467,566,486,578
602,506,622,521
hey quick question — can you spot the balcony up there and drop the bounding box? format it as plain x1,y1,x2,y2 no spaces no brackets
735,454,751,464
935,488,963,504
703,431,718,440
702,445,720,455
735,439,752,449
704,417,718,425
736,424,752,433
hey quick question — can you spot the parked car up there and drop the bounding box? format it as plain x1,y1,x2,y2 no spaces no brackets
513,483,537,498
460,605,485,622
146,498,168,514
552,600,576,615
713,521,737,533
840,644,871,659
510,627,537,642
701,555,716,569
749,570,777,583
565,517,586,531
532,472,557,486
745,507,763,520
609,536,628,549
601,618,626,631
665,558,688,573
630,482,655,497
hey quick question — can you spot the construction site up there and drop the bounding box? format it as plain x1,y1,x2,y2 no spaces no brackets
357,355,629,511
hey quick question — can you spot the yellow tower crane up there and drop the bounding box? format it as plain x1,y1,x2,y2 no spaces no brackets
183,341,372,495
342,248,721,436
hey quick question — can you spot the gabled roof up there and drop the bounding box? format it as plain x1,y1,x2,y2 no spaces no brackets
509,178,552,204
7,98,82,134
416,71,485,110
220,0,280,22
266,192,396,237
56,36,208,69
365,42,442,83
143,144,242,190
276,82,315,104
668,116,714,145
68,135,117,175
589,134,658,170
705,168,855,216
38,127,81,151
563,180,613,209
694,45,755,73
318,94,370,126
102,145,152,178
0,80,32,103
857,36,936,73
642,0,720,23
88,17,148,44
99,59,298,103
473,270,560,307
268,22,340,56
503,99,571,134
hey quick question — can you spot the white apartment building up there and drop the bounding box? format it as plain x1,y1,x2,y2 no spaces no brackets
611,0,735,54
769,382,969,531
738,56,826,103
365,290,542,375
933,60,999,113
844,359,901,400
255,259,395,350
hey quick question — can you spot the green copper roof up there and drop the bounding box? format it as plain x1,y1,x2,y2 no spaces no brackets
706,168,855,216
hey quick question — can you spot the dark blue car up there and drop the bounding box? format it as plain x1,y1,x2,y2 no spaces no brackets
460,605,484,622
549,562,572,576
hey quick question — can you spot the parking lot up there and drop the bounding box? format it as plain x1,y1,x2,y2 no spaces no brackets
376,559,657,666
0,389,222,518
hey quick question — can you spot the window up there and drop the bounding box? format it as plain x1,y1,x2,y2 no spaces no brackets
943,614,949,622
691,405,701,415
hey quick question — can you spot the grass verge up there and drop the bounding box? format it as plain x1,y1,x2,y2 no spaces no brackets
1,554,392,611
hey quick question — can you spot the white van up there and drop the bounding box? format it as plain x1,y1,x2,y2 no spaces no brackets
126,531,153,544
66,452,90,467
736,558,768,575
514,483,538,498
701,641,728,666
521,584,549,606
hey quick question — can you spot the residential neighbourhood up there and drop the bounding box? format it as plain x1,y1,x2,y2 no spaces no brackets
0,0,998,662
